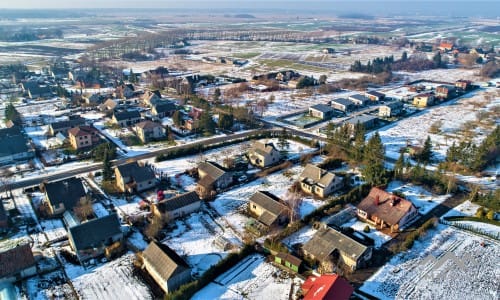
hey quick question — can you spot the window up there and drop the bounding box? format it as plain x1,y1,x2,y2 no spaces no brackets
252,205,256,209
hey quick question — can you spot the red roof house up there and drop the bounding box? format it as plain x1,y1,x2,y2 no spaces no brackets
302,274,353,300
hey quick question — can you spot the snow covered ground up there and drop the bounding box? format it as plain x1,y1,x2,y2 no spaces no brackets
360,225,500,300
442,200,481,218
192,254,303,300
343,218,392,248
387,181,451,215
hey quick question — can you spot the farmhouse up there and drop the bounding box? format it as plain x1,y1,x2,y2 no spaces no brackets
248,141,280,168
413,93,435,107
134,121,165,143
141,241,191,294
435,85,456,100
303,226,372,271
0,243,37,282
309,104,335,120
196,161,233,198
112,110,141,127
48,116,86,136
379,101,404,117
68,126,100,150
248,191,289,228
115,162,156,193
151,191,201,221
68,213,123,263
299,164,343,198
301,274,353,300
357,187,418,232
43,177,87,216
331,98,355,112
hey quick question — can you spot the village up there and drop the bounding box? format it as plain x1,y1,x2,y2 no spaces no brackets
0,6,499,300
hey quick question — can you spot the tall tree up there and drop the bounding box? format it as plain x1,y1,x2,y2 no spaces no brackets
419,136,434,164
213,88,221,102
102,147,113,181
172,110,183,127
394,151,406,179
401,51,408,62
433,52,443,68
362,132,386,185
199,110,216,136
352,122,366,161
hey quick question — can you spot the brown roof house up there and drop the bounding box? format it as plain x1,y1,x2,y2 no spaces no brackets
141,241,191,295
48,116,86,136
115,162,156,193
299,164,343,198
134,121,165,143
152,191,201,221
248,141,280,168
0,242,37,282
435,85,456,100
413,93,435,108
303,226,372,271
43,177,87,216
248,191,289,229
68,126,100,150
357,187,418,232
195,161,233,199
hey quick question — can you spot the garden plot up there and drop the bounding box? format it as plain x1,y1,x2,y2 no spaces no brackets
442,201,500,238
39,219,67,243
70,253,153,300
281,225,318,248
387,181,451,215
110,196,148,220
343,218,392,248
192,254,303,300
161,210,242,276
360,225,500,300
25,270,76,300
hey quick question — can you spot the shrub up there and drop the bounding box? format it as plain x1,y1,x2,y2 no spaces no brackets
486,210,495,220
475,207,485,218
363,225,370,233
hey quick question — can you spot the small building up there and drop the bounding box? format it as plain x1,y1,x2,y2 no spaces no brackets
301,274,354,300
365,90,385,102
274,253,302,272
48,116,86,136
0,126,34,166
20,82,53,99
0,243,37,282
348,94,370,106
43,177,87,216
112,110,141,127
68,126,100,150
435,85,456,100
346,114,377,131
98,99,118,112
152,101,177,119
309,104,335,120
141,241,192,295
134,121,165,143
455,79,472,91
322,48,335,54
379,101,404,117
413,93,435,107
142,90,162,106
299,164,343,198
331,98,355,112
303,226,372,271
357,187,418,232
115,162,156,193
438,42,454,52
196,161,233,199
115,83,135,99
287,80,299,89
248,191,289,228
248,141,280,168
68,213,123,263
152,191,201,221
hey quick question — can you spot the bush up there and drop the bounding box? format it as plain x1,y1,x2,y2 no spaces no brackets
486,210,495,220
363,225,370,233
475,207,486,218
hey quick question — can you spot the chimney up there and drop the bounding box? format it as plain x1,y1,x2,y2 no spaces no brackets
374,195,379,206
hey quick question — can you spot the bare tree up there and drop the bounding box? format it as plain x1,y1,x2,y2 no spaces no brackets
73,195,94,221
283,191,302,223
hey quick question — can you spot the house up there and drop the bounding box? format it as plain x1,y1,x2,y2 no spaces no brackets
68,213,123,263
0,126,35,166
196,161,233,198
20,81,52,99
112,110,141,127
438,42,454,52
48,116,86,136
0,201,8,230
413,93,435,107
365,90,385,102
184,119,199,131
134,121,165,143
249,191,289,228
455,79,472,91
98,99,118,112
357,187,418,232
331,98,355,112
299,164,343,198
152,101,177,119
115,162,156,193
435,85,456,100
288,80,299,89
301,274,354,300
303,226,372,271
309,104,335,120
141,241,191,294
379,101,404,117
248,141,280,168
348,94,370,106
68,126,100,150
142,90,162,106
346,114,377,131
322,48,335,54
151,191,201,221
115,83,135,99
274,252,302,272
43,177,87,216
0,243,37,282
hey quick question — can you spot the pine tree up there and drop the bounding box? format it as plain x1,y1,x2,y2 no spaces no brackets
419,136,433,164
362,132,386,185
199,110,216,136
172,110,183,127
433,52,442,68
102,148,113,181
401,51,408,62
352,122,366,161
213,88,221,102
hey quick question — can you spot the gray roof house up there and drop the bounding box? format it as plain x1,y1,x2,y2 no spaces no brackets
331,98,355,112
152,101,177,118
0,126,34,166
68,213,123,263
48,116,87,136
346,114,378,130
142,241,192,294
248,141,280,168
249,191,289,227
115,162,156,193
309,104,335,120
299,164,343,198
303,226,372,271
348,94,370,106
196,161,233,199
112,110,142,127
44,177,87,216
153,191,201,221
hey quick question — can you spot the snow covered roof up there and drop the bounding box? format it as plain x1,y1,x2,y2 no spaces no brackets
357,187,416,226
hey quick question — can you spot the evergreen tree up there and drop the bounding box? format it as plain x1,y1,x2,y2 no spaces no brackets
352,122,366,161
199,110,216,136
129,68,137,83
102,148,113,181
362,132,386,185
419,136,433,164
394,151,406,179
401,51,408,62
218,113,234,130
213,88,221,102
4,102,21,125
433,52,442,68
172,110,183,127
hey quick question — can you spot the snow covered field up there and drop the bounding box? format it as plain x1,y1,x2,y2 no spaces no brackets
192,254,303,300
387,181,451,215
360,225,500,300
